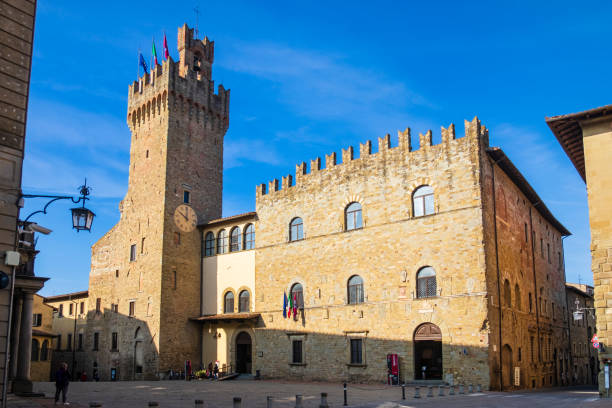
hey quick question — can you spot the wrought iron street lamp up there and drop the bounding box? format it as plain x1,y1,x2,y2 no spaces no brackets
21,180,95,232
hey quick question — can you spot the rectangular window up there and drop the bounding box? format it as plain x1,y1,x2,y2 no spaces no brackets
129,301,136,317
518,347,522,362
56,335,61,350
93,332,99,351
32,313,42,327
130,244,136,261
540,238,544,257
80,302,84,315
69,303,73,315
115,269,119,278
96,298,101,313
547,243,550,263
524,223,528,242
67,333,72,351
530,336,534,362
111,332,118,351
173,271,177,290
292,340,303,364
59,304,64,317
183,190,190,204
141,237,145,254
350,339,363,364
78,333,83,350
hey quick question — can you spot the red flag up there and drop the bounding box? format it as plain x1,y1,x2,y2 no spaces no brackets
163,33,169,60
293,293,298,317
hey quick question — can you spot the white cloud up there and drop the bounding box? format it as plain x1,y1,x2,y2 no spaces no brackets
224,138,285,168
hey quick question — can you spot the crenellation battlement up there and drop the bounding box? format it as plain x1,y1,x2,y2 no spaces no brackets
256,117,489,198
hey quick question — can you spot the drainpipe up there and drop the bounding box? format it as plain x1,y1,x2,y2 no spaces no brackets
490,159,504,391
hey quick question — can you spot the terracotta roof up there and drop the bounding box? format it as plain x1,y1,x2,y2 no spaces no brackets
190,312,260,322
198,212,257,228
43,290,88,302
565,283,594,299
545,104,612,182
487,147,571,236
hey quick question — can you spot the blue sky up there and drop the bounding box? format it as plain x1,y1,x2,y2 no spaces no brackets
24,1,609,296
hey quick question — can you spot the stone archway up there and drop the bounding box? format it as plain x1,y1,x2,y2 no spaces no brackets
413,323,442,380
134,327,144,379
235,331,252,374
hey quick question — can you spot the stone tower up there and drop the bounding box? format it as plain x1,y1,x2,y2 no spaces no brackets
86,24,229,380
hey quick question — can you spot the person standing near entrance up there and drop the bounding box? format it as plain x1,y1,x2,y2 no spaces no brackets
54,362,70,405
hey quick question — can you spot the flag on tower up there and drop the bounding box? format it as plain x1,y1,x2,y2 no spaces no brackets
139,52,148,75
293,293,298,317
152,39,158,66
163,33,169,60
288,293,293,318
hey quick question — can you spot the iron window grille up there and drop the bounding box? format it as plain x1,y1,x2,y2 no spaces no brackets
416,267,437,298
347,276,364,304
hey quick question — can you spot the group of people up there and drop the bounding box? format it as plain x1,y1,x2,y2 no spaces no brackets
206,361,220,379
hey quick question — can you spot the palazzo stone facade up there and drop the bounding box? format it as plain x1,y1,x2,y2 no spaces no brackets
54,24,580,390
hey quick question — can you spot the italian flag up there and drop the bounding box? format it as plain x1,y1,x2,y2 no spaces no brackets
288,293,293,318
152,39,158,66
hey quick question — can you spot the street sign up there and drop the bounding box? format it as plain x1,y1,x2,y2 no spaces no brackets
592,334,600,349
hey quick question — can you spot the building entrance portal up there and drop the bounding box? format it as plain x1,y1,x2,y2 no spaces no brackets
414,323,442,380
235,332,252,374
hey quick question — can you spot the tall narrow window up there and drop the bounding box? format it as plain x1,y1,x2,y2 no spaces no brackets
503,279,511,308
78,333,83,350
67,334,72,351
217,229,228,254
93,332,99,351
80,302,84,315
31,339,39,361
183,190,190,204
524,223,528,242
416,267,437,298
96,298,101,313
173,270,177,290
59,304,64,317
243,224,255,250
141,237,145,254
130,244,136,261
129,301,136,317
515,284,521,311
292,340,303,364
345,202,363,231
230,227,241,252
204,232,215,256
413,185,434,217
540,238,544,257
224,292,234,313
529,293,533,313
239,290,250,313
289,218,304,241
40,340,49,361
547,243,551,263
56,335,62,351
111,332,118,351
69,303,74,315
347,275,364,304
290,283,304,309
350,339,363,364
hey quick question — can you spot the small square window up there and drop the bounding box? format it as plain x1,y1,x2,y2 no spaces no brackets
292,340,303,364
183,191,190,204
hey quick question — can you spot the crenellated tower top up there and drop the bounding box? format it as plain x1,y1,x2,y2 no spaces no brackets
177,23,214,80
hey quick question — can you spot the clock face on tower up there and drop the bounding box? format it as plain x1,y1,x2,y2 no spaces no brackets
174,204,198,232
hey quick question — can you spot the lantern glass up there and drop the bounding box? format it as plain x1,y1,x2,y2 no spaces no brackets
71,207,95,232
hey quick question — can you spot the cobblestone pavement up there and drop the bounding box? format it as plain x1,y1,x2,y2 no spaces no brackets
6,380,609,408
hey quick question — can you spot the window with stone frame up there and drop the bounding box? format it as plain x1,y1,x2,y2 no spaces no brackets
503,279,511,308
345,202,363,231
239,290,250,313
347,275,364,304
111,332,118,351
290,283,304,309
204,232,215,256
350,338,363,364
93,332,99,351
217,229,228,254
130,244,137,261
40,340,49,361
416,267,437,298
32,313,42,327
243,224,255,250
514,284,521,311
69,303,74,315
412,185,434,217
230,227,242,252
183,190,190,204
292,340,303,364
289,217,304,241
224,292,234,313
129,300,136,317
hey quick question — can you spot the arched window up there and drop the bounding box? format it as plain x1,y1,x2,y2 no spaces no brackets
31,339,39,361
204,232,215,256
347,275,364,304
217,229,228,254
290,283,304,309
345,202,363,231
230,227,241,252
289,218,304,241
416,267,436,298
243,224,255,250
40,340,49,361
239,290,250,312
224,292,234,313
515,284,521,311
504,279,512,308
413,185,435,217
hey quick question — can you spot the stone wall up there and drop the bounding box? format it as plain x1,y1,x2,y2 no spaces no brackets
565,285,597,385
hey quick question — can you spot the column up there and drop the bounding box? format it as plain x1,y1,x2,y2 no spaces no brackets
13,292,33,392
9,294,23,380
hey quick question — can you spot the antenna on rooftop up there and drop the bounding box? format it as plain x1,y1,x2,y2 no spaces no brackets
194,5,201,39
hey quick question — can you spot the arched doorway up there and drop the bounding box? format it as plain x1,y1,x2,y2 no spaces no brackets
235,331,252,374
502,344,513,389
413,323,442,380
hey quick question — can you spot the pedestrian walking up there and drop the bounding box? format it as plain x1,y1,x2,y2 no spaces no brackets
213,361,219,379
54,362,70,405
